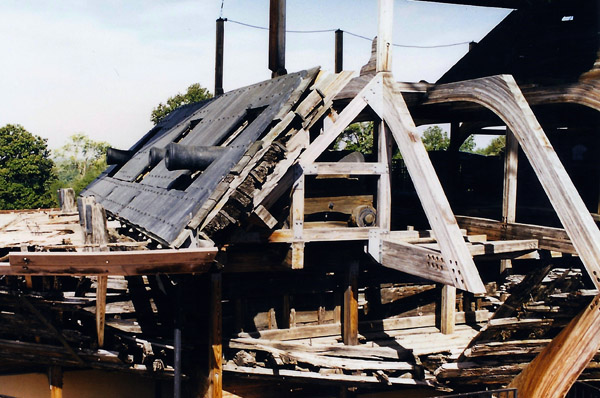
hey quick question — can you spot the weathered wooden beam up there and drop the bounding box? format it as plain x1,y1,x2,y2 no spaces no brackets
374,238,456,286
298,74,381,166
57,188,76,213
501,128,518,273
509,294,600,397
456,216,575,254
290,170,304,269
302,162,386,175
229,338,413,360
6,248,217,276
378,73,485,294
427,75,600,290
377,123,393,231
376,0,393,73
304,195,373,215
223,364,432,386
238,310,490,341
343,261,359,346
440,285,456,335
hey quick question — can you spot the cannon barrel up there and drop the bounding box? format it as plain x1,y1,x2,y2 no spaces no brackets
164,143,229,171
149,147,167,168
106,148,134,165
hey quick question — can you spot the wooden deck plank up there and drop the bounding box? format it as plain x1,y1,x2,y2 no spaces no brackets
6,248,217,276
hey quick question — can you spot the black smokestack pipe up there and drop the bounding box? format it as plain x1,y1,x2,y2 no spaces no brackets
106,148,134,165
149,147,167,168
269,0,286,77
164,143,229,171
215,18,225,96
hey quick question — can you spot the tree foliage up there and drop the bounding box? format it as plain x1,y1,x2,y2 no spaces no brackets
151,83,213,125
421,126,476,152
335,122,373,153
476,135,506,156
0,124,57,210
53,134,109,196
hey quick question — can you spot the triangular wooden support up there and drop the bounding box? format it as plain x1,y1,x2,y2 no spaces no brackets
297,72,486,294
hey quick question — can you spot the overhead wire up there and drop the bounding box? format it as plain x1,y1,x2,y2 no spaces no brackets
225,18,471,49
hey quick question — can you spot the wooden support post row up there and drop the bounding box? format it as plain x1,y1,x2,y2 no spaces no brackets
78,196,109,348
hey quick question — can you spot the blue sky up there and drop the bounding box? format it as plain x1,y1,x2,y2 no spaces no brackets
0,1,510,150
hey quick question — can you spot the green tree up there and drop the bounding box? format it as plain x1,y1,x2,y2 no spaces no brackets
0,124,57,210
53,134,109,196
476,135,506,156
151,83,213,125
421,126,477,152
421,126,450,151
335,122,373,153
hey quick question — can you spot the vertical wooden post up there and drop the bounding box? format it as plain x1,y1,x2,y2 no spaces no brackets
290,171,305,269
376,0,393,73
501,128,518,273
207,272,223,398
377,122,392,231
269,0,286,77
20,244,33,289
509,294,600,397
78,197,109,348
92,203,109,348
215,18,225,96
342,261,359,346
48,365,63,398
335,29,344,73
57,188,76,213
440,285,456,335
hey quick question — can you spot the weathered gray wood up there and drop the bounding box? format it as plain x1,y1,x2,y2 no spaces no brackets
377,123,392,230
457,216,575,254
501,128,518,273
57,188,76,213
223,364,432,386
302,162,386,175
299,75,382,166
376,239,455,286
378,73,485,293
426,74,600,291
376,0,393,73
441,285,456,335
229,338,413,360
